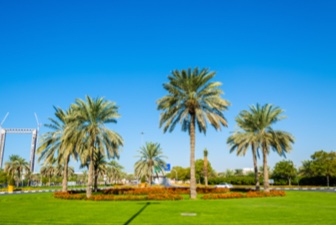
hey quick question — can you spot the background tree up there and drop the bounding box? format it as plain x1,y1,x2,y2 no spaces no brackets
223,169,235,177
0,169,8,186
106,160,124,184
234,169,244,176
37,106,78,192
134,142,167,186
66,96,123,198
195,159,214,184
310,150,336,187
272,160,297,185
227,108,261,190
40,163,56,186
166,166,190,182
157,68,229,199
4,155,30,187
299,160,313,177
246,104,294,192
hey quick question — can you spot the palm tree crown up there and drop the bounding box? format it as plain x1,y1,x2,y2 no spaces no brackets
157,68,229,199
157,68,229,133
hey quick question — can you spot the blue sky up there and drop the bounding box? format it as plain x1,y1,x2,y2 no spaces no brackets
1,0,335,173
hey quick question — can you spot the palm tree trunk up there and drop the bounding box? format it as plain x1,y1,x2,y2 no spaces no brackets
87,153,94,198
204,156,208,187
252,143,260,191
94,171,98,192
262,147,269,192
62,155,70,192
18,169,21,187
327,175,329,187
190,114,197,199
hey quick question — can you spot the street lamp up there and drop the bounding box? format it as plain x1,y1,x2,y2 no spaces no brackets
172,169,178,183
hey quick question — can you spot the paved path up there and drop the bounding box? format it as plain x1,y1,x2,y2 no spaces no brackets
1,187,335,195
272,187,336,192
0,187,110,195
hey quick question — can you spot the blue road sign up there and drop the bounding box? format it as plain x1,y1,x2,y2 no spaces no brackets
164,163,171,171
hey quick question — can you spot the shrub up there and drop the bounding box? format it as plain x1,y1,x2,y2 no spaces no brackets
202,190,285,200
54,192,86,200
101,187,229,195
54,190,183,201
147,193,183,200
208,176,256,185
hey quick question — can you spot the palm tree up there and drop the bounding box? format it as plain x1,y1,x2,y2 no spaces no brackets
203,149,208,186
4,155,30,187
244,104,294,192
37,106,78,192
106,160,124,184
157,68,229,199
227,109,261,190
65,96,123,198
4,155,19,181
40,163,56,186
15,157,30,186
134,142,167,186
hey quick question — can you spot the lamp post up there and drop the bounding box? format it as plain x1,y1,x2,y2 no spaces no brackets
172,169,178,183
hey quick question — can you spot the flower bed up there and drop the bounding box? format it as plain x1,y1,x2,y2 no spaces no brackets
54,188,285,201
102,187,229,195
54,191,182,201
201,190,286,200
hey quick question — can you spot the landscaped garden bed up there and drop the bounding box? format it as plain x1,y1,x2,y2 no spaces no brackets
201,190,286,199
54,186,285,201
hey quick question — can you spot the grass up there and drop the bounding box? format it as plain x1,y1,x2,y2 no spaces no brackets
0,192,335,224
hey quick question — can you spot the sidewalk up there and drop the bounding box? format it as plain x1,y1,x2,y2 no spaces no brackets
0,187,110,195
271,187,336,192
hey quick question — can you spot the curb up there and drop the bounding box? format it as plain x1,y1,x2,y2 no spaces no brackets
0,187,106,195
271,187,336,192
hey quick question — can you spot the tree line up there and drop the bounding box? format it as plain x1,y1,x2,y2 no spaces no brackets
1,67,299,199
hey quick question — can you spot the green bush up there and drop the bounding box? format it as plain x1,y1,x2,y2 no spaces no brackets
299,176,336,186
208,176,255,185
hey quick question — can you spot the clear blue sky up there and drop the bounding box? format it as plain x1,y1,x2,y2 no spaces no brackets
1,0,335,173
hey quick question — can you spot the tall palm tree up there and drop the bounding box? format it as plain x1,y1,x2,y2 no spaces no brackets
37,106,78,192
65,96,123,198
203,149,208,186
157,68,229,199
134,142,167,186
242,104,294,192
227,109,261,190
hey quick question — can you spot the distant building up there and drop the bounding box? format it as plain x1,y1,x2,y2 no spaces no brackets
242,168,254,175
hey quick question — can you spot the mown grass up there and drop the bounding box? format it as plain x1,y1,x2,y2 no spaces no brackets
0,191,335,224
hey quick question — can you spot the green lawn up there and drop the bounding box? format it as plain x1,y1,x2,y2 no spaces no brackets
0,192,335,225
